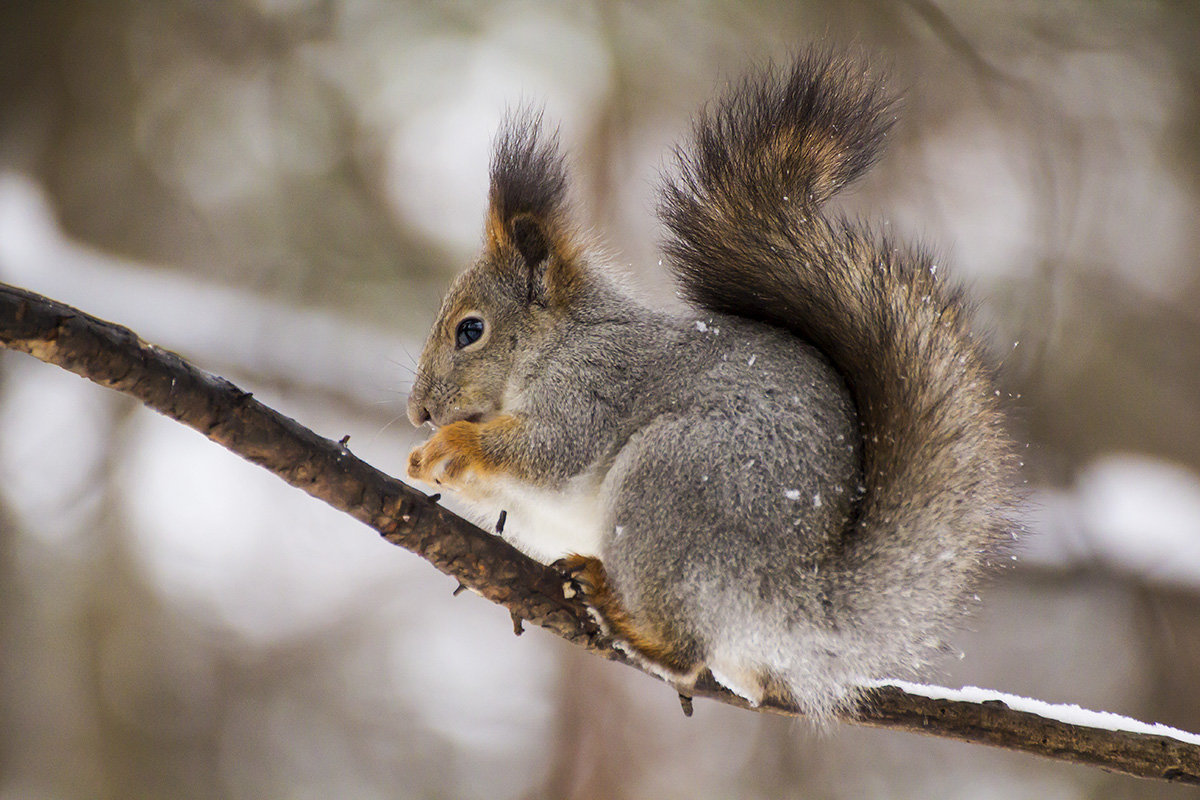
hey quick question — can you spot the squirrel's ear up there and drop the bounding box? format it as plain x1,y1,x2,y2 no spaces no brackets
508,213,553,305
510,214,551,272
486,110,581,305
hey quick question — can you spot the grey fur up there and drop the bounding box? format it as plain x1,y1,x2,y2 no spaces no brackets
407,50,1017,721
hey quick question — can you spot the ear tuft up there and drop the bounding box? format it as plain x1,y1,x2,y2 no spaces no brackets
486,108,588,306
488,108,568,245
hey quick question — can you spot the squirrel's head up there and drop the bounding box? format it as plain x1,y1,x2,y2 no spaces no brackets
407,111,591,429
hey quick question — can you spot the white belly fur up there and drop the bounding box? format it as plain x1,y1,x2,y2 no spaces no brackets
473,474,607,564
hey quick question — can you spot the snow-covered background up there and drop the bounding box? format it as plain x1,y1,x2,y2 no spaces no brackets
1,3,1198,798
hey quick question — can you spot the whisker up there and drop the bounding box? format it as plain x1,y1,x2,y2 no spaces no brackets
397,340,421,370
387,359,418,378
367,410,420,448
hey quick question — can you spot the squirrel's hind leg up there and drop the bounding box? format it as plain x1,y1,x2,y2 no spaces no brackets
555,555,769,706
554,554,704,685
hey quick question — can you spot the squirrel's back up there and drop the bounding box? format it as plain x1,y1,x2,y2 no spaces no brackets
658,51,1018,712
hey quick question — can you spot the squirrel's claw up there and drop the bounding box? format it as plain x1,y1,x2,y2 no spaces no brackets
551,554,602,599
551,554,609,632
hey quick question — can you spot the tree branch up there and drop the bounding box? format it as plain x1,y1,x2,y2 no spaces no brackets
1,281,1196,785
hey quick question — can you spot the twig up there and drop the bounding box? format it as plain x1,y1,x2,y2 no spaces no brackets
0,282,1196,784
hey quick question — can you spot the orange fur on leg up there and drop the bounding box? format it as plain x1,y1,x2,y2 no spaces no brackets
554,554,701,676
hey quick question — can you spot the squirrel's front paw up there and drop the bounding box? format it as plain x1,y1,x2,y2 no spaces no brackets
406,421,483,491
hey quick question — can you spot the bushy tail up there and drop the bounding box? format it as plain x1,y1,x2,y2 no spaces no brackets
660,51,1017,685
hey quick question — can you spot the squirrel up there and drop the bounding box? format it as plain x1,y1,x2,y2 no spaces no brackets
405,50,1017,721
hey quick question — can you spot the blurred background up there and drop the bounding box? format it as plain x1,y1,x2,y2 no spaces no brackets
1,1,1198,798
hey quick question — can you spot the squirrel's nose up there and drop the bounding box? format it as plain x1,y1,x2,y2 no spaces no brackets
407,397,432,428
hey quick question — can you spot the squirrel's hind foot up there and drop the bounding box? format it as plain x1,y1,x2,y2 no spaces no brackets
552,554,609,630
552,554,704,685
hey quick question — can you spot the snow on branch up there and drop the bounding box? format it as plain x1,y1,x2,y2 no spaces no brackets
0,281,1196,785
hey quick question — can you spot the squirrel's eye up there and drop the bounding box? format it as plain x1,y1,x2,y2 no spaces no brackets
455,317,485,349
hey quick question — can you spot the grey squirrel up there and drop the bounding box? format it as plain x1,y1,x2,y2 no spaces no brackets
405,50,1016,720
